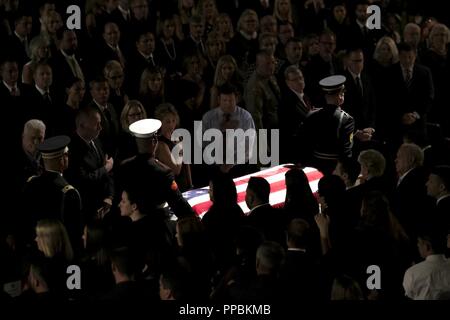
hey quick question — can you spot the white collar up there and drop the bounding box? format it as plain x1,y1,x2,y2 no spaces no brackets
356,20,366,30
35,84,48,96
60,48,75,59
249,203,270,214
240,30,257,40
425,254,447,262
290,88,304,100
349,70,361,80
3,81,17,92
287,248,306,252
437,194,450,205
93,99,107,110
14,31,26,42
139,51,153,60
46,169,63,176
397,168,414,186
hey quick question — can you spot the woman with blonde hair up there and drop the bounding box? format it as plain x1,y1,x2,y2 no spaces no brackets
138,67,165,116
155,103,192,191
210,55,243,108
104,60,128,115
35,219,74,261
22,35,51,84
212,13,234,43
34,219,74,295
196,0,219,36
175,0,197,40
273,0,294,26
117,100,147,163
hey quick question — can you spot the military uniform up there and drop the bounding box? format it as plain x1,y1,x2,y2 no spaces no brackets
22,136,82,246
117,119,194,218
300,75,355,174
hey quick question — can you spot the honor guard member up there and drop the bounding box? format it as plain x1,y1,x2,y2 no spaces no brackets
22,135,82,249
117,119,195,218
300,75,355,174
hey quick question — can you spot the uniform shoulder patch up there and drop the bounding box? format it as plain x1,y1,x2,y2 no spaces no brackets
350,132,354,144
27,175,38,183
62,185,75,193
170,180,178,191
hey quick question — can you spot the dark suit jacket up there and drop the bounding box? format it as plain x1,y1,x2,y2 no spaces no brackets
126,50,159,97
389,63,434,142
392,167,435,238
22,85,59,135
87,101,120,156
67,134,114,218
6,34,29,69
245,204,285,245
49,50,85,98
436,196,450,230
342,70,377,130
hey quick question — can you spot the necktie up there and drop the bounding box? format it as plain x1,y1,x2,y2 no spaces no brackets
148,55,155,66
67,56,84,81
43,91,51,104
355,76,363,97
11,86,18,96
405,69,412,87
90,140,100,161
115,46,126,68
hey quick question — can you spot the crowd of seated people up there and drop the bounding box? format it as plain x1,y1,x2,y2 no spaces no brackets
1,0,450,303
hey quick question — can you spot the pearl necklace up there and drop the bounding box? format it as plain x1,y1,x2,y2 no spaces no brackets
161,39,176,61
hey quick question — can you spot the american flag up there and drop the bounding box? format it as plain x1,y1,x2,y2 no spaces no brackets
183,165,324,218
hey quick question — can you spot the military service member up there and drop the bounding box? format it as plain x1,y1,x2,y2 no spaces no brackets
117,119,194,218
300,75,355,174
22,135,82,249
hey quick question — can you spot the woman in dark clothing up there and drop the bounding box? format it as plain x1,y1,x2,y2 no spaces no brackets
57,77,85,136
155,103,193,191
116,100,147,165
138,67,166,117
283,168,319,226
202,172,244,272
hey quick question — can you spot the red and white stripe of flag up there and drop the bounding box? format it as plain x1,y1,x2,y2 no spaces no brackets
183,165,323,218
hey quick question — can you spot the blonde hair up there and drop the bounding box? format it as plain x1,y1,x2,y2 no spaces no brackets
139,67,165,96
212,13,234,41
428,23,450,46
36,219,73,261
103,60,123,77
154,103,180,127
273,0,293,24
237,9,259,32
373,36,399,64
213,55,238,87
120,100,147,131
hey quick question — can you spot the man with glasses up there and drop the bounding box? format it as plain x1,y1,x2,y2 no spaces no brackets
300,75,354,174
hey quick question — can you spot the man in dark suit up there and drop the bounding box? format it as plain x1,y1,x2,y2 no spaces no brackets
181,15,206,58
280,218,321,300
91,22,126,77
5,12,32,70
393,143,435,239
342,48,376,143
244,177,285,245
279,65,312,162
67,106,115,222
389,42,434,148
87,77,120,156
304,30,341,107
22,135,82,249
426,166,450,230
127,30,158,96
0,59,28,133
23,62,58,134
50,29,85,99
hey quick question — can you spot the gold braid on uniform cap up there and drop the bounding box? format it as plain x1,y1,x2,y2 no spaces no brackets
41,147,69,160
